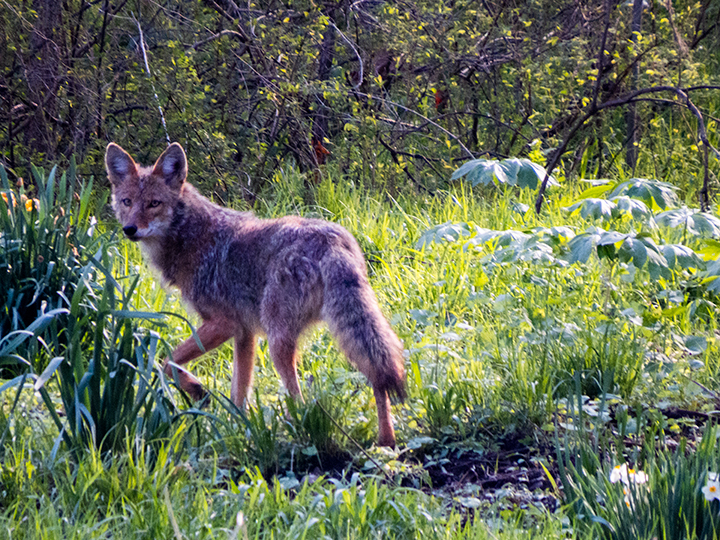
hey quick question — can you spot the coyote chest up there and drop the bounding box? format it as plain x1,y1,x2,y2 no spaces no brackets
105,142,405,447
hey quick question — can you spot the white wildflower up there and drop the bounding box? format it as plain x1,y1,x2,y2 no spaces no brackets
703,473,720,502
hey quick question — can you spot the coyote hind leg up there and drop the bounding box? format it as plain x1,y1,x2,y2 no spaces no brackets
266,333,303,400
231,331,256,408
373,386,396,448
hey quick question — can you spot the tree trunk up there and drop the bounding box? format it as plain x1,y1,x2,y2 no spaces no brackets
625,0,644,172
311,17,337,168
25,0,63,157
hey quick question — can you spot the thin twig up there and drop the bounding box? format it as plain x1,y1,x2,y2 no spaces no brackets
133,12,170,145
189,29,245,50
354,92,475,159
535,85,720,214
315,400,398,485
331,23,364,89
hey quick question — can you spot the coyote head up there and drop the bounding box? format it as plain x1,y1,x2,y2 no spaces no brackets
105,143,187,241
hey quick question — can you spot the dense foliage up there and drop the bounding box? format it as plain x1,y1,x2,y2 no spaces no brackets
1,0,719,202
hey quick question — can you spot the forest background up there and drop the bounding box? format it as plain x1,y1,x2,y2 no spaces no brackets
3,0,719,205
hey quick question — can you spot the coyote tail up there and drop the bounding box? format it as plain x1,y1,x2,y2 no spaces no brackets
321,257,406,401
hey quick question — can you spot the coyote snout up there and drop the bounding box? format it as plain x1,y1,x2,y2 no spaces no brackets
105,142,406,447
122,225,138,239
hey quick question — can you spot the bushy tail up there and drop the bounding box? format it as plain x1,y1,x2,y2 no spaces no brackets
321,258,406,401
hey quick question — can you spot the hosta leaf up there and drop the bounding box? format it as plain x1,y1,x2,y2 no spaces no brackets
655,207,720,237
564,198,615,221
416,221,471,248
611,196,652,220
609,178,678,209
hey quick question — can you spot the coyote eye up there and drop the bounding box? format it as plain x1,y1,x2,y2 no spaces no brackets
122,198,131,207
149,200,162,208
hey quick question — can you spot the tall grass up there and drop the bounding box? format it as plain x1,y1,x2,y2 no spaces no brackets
3,158,720,538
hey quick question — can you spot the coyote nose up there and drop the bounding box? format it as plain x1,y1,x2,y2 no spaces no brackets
123,225,138,237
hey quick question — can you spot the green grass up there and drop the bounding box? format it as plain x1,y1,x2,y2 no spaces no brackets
3,160,720,538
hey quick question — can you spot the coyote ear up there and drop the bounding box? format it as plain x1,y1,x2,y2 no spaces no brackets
152,143,187,190
105,143,138,186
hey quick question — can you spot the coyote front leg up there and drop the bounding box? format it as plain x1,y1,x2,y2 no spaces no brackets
163,319,235,400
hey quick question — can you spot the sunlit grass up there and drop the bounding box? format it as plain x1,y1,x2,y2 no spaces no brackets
4,158,720,538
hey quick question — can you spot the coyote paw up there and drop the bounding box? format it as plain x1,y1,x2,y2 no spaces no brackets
185,382,210,408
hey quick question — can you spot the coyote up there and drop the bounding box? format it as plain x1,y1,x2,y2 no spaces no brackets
105,142,406,446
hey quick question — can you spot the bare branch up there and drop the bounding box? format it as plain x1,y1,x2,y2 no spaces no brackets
535,85,720,214
354,92,474,159
189,29,246,50
132,13,170,145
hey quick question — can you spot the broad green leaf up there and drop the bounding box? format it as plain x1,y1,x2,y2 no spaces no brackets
533,226,576,248
655,207,720,237
450,159,485,181
609,178,678,209
703,276,720,293
597,231,628,246
700,259,720,292
416,221,471,248
451,157,554,188
564,198,615,221
661,244,701,270
683,335,707,355
618,237,647,268
453,159,504,186
493,229,531,247
500,158,557,189
488,235,556,265
567,230,602,264
611,196,652,220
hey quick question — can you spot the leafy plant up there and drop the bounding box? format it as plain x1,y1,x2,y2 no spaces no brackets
1,248,179,456
0,159,181,456
451,158,557,189
0,160,103,374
